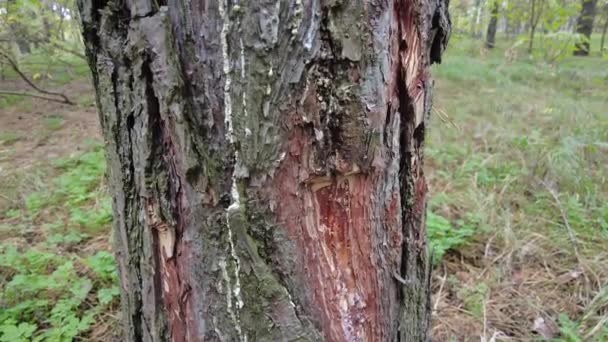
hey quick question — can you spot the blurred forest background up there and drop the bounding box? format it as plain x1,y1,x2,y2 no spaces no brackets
0,0,606,341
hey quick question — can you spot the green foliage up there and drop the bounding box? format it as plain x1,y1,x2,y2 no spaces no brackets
431,34,608,245
532,32,585,64
427,210,479,262
1,0,88,108
84,251,118,283
554,313,608,342
0,95,24,109
427,211,453,261
0,321,36,342
1,0,83,55
448,0,606,63
556,314,584,342
22,143,111,233
0,243,118,341
97,286,120,306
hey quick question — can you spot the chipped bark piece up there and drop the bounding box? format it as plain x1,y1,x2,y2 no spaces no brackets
77,0,450,340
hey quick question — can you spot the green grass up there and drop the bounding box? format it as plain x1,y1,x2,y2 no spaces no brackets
0,95,26,110
428,34,608,340
0,132,21,146
42,115,64,131
589,33,607,56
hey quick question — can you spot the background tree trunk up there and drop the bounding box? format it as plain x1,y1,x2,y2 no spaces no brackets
600,4,608,52
574,0,599,55
7,0,31,53
470,0,484,37
77,0,450,341
486,0,500,48
528,0,545,54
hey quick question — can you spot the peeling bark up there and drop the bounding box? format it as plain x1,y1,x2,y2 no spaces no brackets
77,0,450,341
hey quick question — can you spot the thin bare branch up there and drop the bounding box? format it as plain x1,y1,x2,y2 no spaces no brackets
0,50,74,105
47,42,86,60
0,90,75,105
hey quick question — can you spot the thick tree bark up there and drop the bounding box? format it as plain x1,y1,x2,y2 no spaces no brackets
78,0,450,341
485,0,500,48
574,0,598,55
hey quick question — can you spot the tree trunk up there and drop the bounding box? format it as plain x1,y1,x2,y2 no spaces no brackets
574,0,599,55
470,0,483,37
505,15,512,39
40,0,53,44
600,7,608,52
486,0,500,48
528,0,544,54
6,0,31,53
77,0,450,341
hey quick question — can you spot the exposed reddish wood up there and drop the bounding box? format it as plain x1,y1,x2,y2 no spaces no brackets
395,0,427,124
268,118,403,340
145,99,196,341
144,196,190,342
311,175,378,340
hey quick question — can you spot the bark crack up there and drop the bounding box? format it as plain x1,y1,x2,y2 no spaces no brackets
142,52,191,342
394,0,416,287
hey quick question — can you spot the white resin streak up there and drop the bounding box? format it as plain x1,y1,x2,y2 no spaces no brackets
219,2,246,341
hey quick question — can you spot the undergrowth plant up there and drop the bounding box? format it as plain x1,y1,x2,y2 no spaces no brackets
427,209,478,262
0,144,118,341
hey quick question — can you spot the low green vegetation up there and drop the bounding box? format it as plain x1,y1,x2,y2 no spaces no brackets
0,144,118,341
427,35,608,340
0,132,20,146
41,115,64,131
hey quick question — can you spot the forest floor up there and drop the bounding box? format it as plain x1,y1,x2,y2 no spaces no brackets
427,37,608,340
0,74,121,340
0,37,607,341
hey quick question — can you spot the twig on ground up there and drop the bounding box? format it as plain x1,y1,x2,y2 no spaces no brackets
0,192,17,204
432,105,460,130
433,265,447,313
